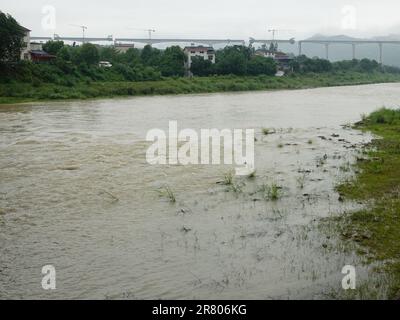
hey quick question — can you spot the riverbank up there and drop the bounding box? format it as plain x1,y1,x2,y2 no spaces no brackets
333,108,400,299
1,71,400,105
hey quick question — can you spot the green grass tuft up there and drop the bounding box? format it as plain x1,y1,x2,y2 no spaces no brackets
158,185,176,203
259,182,282,201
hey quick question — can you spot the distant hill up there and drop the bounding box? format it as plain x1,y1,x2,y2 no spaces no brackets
307,34,361,41
276,34,400,67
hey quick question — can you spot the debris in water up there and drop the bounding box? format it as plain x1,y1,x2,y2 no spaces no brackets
100,190,120,203
58,166,80,171
181,226,192,233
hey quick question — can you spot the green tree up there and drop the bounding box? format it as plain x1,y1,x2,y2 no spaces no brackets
215,46,250,75
0,11,26,62
358,58,379,72
57,46,72,61
78,43,100,65
159,46,186,77
140,45,152,64
120,48,141,65
247,56,277,76
290,55,332,73
332,59,359,71
190,56,214,76
141,45,162,66
42,40,64,55
99,46,119,62
304,58,332,73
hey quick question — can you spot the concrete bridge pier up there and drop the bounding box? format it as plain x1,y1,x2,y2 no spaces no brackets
379,43,383,64
352,43,356,60
325,43,329,60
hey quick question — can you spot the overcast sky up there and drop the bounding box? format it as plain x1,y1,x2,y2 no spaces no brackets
2,0,400,40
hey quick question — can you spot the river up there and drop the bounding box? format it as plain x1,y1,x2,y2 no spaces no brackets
1,83,399,299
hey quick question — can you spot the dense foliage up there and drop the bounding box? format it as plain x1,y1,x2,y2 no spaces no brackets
189,46,277,76
1,12,400,92
2,72,400,104
0,11,26,62
214,46,252,75
247,56,277,76
289,55,394,74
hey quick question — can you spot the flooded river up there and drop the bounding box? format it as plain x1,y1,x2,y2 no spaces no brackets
1,83,400,299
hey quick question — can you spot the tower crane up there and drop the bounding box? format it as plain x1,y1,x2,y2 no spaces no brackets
268,29,293,41
70,24,88,42
128,28,156,39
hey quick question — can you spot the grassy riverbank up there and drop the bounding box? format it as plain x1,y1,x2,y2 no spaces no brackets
1,72,400,105
334,108,400,299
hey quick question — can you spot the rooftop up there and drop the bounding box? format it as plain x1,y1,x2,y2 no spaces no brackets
29,50,56,57
184,46,214,52
114,43,135,47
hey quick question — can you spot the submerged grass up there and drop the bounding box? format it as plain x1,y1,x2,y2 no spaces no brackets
259,182,282,201
334,107,400,299
222,170,235,186
262,128,276,135
158,185,177,203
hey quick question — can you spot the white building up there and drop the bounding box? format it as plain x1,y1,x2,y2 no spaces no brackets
20,26,31,60
30,42,44,51
255,50,276,58
184,46,216,69
114,43,135,53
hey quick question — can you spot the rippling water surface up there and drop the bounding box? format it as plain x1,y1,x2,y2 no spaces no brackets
1,83,399,299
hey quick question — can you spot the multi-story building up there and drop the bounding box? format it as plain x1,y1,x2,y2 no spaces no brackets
30,42,44,51
20,26,31,60
184,45,216,69
114,43,136,53
255,49,294,70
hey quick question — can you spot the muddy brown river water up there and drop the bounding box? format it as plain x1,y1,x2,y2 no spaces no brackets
1,83,400,299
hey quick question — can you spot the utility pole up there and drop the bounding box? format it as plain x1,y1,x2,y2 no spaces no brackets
268,28,293,40
268,28,293,52
146,29,156,40
70,24,88,42
127,28,156,39
268,29,277,41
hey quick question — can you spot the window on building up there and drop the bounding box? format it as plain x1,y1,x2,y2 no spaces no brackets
208,55,213,61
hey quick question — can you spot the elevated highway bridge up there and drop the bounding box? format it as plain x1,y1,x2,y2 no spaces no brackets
31,35,245,46
298,39,400,64
30,35,400,64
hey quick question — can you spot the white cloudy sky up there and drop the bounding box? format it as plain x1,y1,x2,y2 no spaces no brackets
2,0,400,40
